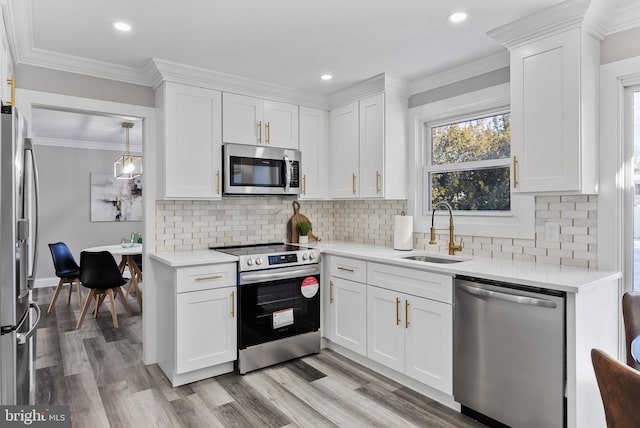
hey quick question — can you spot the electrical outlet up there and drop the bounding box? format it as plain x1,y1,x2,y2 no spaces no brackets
544,222,559,241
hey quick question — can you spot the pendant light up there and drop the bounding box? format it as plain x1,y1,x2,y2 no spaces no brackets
114,121,142,179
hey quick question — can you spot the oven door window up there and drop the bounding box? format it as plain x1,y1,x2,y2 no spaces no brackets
238,275,320,349
230,156,284,188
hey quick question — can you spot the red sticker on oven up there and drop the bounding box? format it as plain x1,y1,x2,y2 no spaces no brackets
301,276,319,298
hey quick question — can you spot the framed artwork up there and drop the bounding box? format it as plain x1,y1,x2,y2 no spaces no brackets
90,173,142,222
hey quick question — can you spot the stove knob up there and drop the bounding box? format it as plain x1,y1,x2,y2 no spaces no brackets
246,258,254,266
302,253,308,261
309,252,315,260
255,257,263,265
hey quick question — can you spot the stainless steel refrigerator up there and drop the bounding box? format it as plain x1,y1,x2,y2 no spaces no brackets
0,104,41,405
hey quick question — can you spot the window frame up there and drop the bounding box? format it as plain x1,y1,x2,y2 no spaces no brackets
407,83,534,239
425,108,512,214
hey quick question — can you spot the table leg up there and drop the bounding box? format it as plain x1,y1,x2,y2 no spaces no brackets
125,255,143,312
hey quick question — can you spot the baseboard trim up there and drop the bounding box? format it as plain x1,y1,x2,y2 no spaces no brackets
34,277,59,288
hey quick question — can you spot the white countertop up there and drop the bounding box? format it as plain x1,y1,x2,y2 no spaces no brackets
150,242,621,293
149,249,238,267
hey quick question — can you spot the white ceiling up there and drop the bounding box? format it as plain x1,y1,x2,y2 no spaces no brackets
13,0,640,149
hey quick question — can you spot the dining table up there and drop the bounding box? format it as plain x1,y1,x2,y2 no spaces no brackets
82,244,143,311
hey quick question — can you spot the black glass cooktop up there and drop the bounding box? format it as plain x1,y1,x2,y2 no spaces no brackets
210,242,299,256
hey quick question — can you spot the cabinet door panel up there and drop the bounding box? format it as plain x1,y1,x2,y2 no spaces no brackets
264,100,299,149
330,102,359,198
404,297,452,394
329,277,367,355
299,107,328,199
359,93,384,198
176,287,236,373
223,93,263,145
165,84,221,199
367,286,403,372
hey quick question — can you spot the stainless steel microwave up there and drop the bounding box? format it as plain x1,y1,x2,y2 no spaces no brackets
223,143,301,195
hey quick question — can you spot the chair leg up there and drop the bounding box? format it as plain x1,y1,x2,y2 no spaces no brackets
47,278,65,314
94,293,106,318
76,280,83,308
76,289,96,329
115,286,131,317
107,289,118,328
66,279,73,305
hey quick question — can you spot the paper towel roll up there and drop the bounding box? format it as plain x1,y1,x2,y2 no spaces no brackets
394,215,413,250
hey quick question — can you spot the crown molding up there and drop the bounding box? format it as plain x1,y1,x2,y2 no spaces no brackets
328,73,409,109
409,51,509,96
487,0,608,48
32,136,142,153
151,59,328,109
606,1,640,35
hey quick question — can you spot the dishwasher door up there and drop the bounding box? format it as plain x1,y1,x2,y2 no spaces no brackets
454,277,565,428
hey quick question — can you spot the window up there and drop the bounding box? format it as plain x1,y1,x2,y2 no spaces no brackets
425,110,511,213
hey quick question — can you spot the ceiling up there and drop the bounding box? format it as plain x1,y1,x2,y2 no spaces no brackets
12,0,640,149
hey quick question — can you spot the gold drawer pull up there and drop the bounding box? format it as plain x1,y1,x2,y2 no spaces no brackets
195,275,223,281
395,297,400,326
513,156,518,188
6,74,15,107
266,121,271,144
337,267,355,273
330,280,334,303
405,299,410,329
352,173,356,195
303,175,307,195
258,121,262,144
216,170,221,194
376,171,380,194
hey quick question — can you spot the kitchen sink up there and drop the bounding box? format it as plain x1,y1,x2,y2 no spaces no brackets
401,255,467,264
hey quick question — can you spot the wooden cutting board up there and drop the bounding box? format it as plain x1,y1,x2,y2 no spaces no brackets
287,201,318,243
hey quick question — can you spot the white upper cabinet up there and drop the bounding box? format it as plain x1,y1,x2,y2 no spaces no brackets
159,82,222,200
299,106,329,199
329,91,407,200
223,93,299,149
0,8,14,106
510,27,598,194
330,101,360,198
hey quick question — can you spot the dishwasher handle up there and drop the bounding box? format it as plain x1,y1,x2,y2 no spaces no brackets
458,283,557,309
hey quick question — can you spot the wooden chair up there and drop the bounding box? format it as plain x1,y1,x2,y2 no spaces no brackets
76,251,131,329
47,242,82,313
623,291,640,371
591,348,640,428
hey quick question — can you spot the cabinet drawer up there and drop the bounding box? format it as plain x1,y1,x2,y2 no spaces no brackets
367,262,453,304
329,256,367,283
176,263,237,293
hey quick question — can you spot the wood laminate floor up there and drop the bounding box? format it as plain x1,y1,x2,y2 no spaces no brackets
33,286,485,428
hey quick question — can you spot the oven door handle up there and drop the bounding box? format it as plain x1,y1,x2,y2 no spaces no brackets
239,265,320,285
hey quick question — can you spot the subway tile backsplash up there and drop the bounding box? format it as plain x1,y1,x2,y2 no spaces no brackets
156,195,598,268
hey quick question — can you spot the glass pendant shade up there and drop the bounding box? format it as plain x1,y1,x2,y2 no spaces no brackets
114,122,142,179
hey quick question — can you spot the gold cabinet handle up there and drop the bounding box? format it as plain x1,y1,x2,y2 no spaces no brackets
395,297,400,326
6,74,14,107
195,275,223,281
231,291,235,317
329,280,334,303
216,170,221,194
337,266,354,273
266,122,270,144
405,299,410,329
376,171,381,194
303,175,307,195
258,120,262,144
513,156,518,188
352,173,356,195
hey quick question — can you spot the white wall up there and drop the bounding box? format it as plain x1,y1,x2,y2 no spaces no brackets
35,144,141,282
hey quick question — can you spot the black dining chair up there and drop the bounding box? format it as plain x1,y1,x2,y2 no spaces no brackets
76,251,131,329
47,242,82,313
592,348,640,427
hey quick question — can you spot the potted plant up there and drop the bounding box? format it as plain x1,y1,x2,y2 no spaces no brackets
297,221,312,244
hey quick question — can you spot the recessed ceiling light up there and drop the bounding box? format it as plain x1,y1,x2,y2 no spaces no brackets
113,22,132,32
320,74,333,81
448,12,467,23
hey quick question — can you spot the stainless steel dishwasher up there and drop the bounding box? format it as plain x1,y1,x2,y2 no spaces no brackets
454,276,565,428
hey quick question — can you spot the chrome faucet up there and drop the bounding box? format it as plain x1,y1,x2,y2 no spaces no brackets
430,201,463,255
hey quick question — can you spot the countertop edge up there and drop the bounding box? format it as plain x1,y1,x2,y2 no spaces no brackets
149,251,239,267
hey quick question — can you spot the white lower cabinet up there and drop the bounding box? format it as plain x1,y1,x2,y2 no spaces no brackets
327,276,367,356
176,287,236,374
367,285,453,394
154,261,237,386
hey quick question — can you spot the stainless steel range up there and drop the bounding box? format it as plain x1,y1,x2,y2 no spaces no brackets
211,243,320,374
